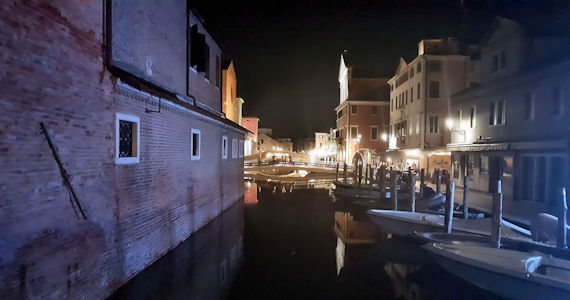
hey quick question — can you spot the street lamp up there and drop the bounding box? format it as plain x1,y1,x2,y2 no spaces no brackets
445,118,454,129
381,133,388,141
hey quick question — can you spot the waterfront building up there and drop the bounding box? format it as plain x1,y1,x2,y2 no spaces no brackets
242,117,259,156
222,60,244,125
276,138,293,152
0,2,247,298
387,38,479,175
335,53,390,167
448,18,570,221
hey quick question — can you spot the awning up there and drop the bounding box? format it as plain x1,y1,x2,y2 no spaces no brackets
447,139,566,152
446,143,508,152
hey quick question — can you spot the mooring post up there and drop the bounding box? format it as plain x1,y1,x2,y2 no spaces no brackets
444,181,455,234
379,166,386,200
410,173,417,213
463,175,469,220
368,165,372,191
420,168,425,198
343,163,347,182
358,164,363,188
436,169,441,194
335,162,339,181
558,187,567,249
364,164,369,186
391,170,398,210
491,180,503,249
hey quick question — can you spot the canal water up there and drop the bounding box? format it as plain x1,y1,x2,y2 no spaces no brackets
111,181,502,300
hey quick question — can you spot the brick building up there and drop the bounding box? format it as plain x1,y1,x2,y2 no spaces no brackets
335,53,390,166
0,1,246,298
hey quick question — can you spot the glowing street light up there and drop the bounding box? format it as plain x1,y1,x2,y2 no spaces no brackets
381,133,388,141
445,118,454,129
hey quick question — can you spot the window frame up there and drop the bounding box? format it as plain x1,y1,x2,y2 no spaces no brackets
370,126,379,141
428,116,439,134
239,140,244,158
232,138,238,158
470,106,476,128
115,113,141,165
350,126,358,139
429,81,440,99
222,135,228,159
191,129,201,160
371,105,378,116
351,104,358,115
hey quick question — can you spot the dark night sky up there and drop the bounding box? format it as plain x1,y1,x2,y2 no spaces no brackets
191,0,568,139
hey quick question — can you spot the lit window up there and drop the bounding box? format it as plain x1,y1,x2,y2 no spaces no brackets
232,138,238,158
191,129,201,160
115,113,140,165
222,136,228,159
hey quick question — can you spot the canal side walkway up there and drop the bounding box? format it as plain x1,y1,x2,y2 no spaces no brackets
425,183,533,227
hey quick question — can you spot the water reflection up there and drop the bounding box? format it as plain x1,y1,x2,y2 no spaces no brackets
109,199,244,300
235,180,500,299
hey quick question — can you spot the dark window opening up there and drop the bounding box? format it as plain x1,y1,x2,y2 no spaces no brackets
119,120,134,157
190,25,209,76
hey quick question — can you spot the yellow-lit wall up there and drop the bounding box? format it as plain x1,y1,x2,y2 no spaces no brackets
222,61,241,124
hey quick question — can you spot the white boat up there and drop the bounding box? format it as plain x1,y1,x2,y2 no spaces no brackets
367,210,531,239
423,243,570,300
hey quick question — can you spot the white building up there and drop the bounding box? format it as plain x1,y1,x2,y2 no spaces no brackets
387,38,479,175
448,17,570,222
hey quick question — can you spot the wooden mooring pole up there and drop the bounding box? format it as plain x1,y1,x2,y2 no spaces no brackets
391,169,398,210
343,163,347,182
420,168,425,198
410,173,417,213
379,166,386,200
463,176,469,220
444,181,455,234
436,169,441,194
335,163,339,181
558,187,567,249
491,180,503,249
358,164,363,188
364,164,369,186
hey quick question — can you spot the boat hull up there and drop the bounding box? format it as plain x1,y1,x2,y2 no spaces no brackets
431,251,570,300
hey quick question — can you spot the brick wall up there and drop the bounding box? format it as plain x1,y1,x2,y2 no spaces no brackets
0,1,244,298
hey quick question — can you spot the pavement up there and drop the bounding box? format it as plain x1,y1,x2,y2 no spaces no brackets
424,182,534,227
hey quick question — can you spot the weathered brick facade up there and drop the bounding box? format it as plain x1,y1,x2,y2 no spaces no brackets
0,1,245,298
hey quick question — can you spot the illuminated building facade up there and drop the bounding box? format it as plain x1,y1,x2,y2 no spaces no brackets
387,38,479,175
242,117,259,156
335,54,390,166
448,18,569,220
222,61,244,125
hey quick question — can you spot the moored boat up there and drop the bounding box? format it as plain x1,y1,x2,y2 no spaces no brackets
423,243,570,300
367,209,531,239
